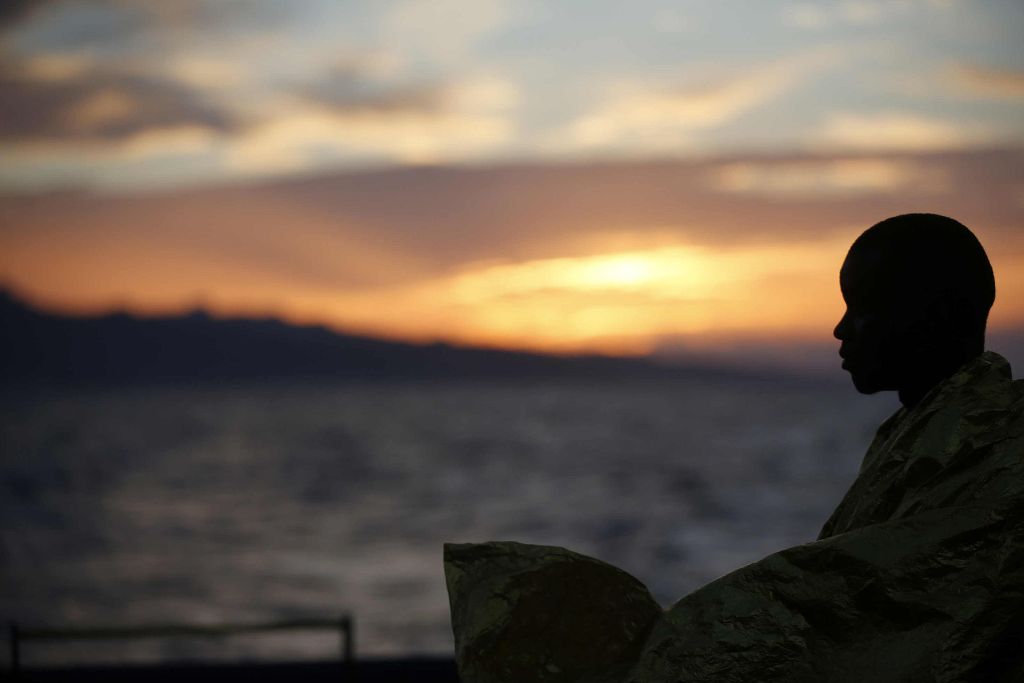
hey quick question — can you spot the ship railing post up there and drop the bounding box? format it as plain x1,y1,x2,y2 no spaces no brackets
339,614,355,679
9,622,20,676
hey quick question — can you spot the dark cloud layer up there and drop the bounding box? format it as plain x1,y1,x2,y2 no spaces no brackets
300,70,450,118
0,65,238,143
1,0,314,44
953,64,1024,99
287,54,458,118
0,0,46,29
236,147,1024,265
3,148,1022,281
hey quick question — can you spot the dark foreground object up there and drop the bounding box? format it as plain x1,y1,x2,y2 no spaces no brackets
3,658,458,682
445,354,1024,683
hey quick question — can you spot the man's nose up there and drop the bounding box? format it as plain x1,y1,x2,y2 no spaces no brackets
834,311,849,340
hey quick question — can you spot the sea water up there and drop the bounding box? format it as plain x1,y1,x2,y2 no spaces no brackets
0,377,894,666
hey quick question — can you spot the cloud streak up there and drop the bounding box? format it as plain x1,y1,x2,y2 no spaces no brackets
0,63,238,143
817,112,990,152
564,55,830,153
950,64,1024,99
710,158,949,197
781,0,950,31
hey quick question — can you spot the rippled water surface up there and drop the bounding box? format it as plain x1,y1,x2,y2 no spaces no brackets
1,378,895,665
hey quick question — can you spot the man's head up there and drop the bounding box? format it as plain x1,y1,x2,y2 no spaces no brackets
834,214,995,401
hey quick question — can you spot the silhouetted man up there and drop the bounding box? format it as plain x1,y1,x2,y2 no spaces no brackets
446,214,1023,682
821,213,1016,540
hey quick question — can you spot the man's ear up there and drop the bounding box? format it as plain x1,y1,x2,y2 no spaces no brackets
902,313,937,354
909,293,977,351
931,292,979,334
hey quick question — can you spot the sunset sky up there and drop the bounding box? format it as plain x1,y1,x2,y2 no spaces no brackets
2,0,1023,369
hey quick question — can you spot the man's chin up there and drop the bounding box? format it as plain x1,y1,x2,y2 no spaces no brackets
847,370,884,394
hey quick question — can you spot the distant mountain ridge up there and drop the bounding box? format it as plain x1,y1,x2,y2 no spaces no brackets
0,291,765,385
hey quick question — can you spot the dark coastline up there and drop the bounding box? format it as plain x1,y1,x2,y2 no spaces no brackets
0,290,794,386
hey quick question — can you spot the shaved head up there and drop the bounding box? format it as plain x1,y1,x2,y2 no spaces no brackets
849,213,995,330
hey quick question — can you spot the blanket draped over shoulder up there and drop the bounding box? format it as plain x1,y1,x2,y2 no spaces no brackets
445,352,1024,682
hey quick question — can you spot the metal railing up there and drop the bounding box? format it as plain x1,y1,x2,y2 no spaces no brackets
8,615,354,675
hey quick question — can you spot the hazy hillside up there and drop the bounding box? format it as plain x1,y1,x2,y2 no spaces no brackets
0,291,769,385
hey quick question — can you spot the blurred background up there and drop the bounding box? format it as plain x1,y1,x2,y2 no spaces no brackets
2,0,1023,668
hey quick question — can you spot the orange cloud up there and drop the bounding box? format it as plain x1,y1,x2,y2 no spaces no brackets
417,241,853,351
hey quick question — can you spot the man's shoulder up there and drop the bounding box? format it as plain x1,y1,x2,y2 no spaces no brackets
932,351,1023,443
820,351,1023,538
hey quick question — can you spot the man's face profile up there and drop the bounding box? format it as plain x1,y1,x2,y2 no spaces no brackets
834,245,907,394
